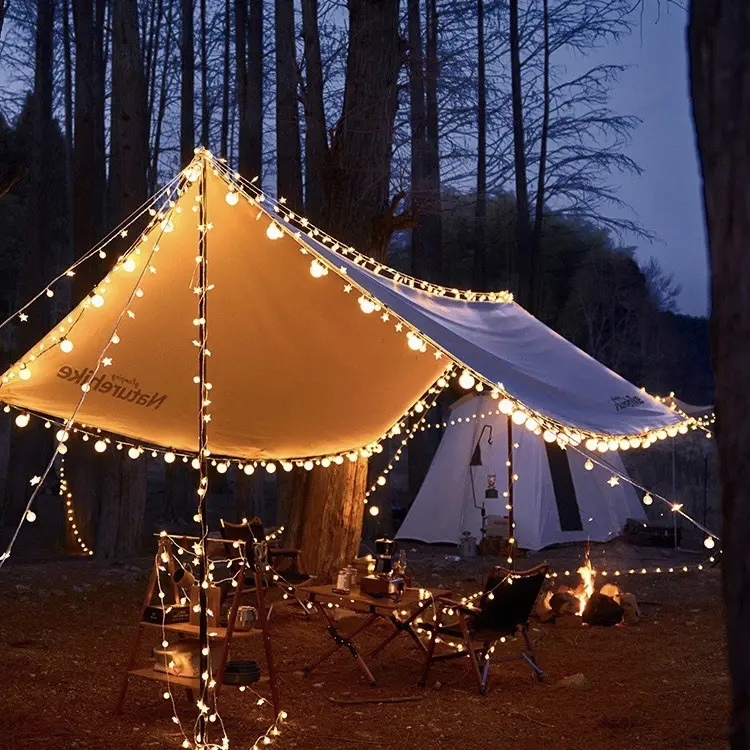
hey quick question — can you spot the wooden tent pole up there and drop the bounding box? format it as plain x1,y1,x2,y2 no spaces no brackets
196,153,210,744
507,418,515,569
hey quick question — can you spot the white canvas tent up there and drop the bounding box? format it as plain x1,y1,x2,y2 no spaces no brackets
397,394,645,551
0,152,685,464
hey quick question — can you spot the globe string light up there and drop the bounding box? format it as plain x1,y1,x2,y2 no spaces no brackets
58,456,93,556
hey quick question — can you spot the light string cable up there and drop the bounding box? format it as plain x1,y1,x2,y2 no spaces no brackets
208,155,697,449
570,442,720,543
0,190,184,568
0,172,183,333
207,155,513,303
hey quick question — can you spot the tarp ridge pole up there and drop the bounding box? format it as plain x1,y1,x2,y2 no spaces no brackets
197,152,210,747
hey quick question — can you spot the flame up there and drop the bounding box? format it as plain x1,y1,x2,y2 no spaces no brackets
573,549,596,616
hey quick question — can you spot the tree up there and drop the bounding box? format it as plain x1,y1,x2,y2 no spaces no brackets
286,0,402,582
689,1,750,746
3,0,57,526
235,0,263,179
180,0,194,165
275,0,302,210
300,0,327,224
472,0,487,290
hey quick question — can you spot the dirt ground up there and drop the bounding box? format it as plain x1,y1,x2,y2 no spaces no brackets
0,545,728,750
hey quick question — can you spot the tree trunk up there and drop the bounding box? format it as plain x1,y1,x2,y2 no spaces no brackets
286,0,401,582
200,0,209,147
220,0,231,157
62,0,74,236
96,0,150,560
235,0,263,179
423,0,442,282
2,0,56,526
407,0,427,279
68,0,108,552
301,0,327,224
689,2,750,747
509,0,532,309
149,0,174,190
472,0,486,290
180,0,194,166
275,0,303,211
531,0,549,314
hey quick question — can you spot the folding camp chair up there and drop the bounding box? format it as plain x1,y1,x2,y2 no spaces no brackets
418,563,549,695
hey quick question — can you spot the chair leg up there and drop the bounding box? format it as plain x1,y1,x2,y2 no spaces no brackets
418,627,438,687
521,625,545,682
459,615,487,696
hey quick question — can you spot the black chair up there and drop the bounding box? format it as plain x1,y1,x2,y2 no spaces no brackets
418,563,549,695
219,518,311,586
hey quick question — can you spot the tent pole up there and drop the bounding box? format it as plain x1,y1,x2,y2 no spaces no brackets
196,154,210,745
507,418,515,570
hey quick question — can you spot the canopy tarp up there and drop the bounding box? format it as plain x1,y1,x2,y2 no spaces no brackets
0,154,682,460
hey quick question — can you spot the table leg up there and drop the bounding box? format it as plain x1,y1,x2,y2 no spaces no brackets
371,601,431,658
304,604,378,686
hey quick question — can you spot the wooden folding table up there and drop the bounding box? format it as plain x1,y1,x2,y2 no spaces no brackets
298,584,450,685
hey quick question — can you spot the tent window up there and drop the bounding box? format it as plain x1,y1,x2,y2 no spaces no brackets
544,442,583,531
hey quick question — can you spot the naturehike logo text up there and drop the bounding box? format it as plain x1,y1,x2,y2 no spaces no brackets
611,394,645,412
56,366,167,410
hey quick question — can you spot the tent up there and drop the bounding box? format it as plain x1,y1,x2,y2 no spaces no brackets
396,394,645,551
0,151,686,465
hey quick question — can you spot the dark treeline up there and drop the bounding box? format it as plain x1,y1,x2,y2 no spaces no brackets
0,0,711,572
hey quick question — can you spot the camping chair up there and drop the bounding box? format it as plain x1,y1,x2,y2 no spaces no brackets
219,518,311,586
418,563,549,695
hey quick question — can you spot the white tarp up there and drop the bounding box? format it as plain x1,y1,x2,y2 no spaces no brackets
396,395,645,550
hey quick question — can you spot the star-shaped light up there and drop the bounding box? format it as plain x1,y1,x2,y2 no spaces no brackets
434,351,443,359
19,313,28,322
102,357,112,367
381,313,390,322
395,323,403,332
343,284,352,294
607,476,620,487
120,229,128,238
30,476,41,486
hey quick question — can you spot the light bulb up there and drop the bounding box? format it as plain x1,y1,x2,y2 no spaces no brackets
56,430,69,443
128,447,140,459
584,459,594,471
225,191,239,206
704,536,715,550
123,258,137,273
266,222,284,240
511,410,527,425
60,339,74,353
642,494,653,506
15,413,30,428
184,165,201,183
407,333,423,351
95,440,107,453
266,463,277,474
243,464,254,475
499,399,513,415
543,430,556,443
310,259,327,278
458,370,475,390
369,506,380,517
25,510,36,523
358,296,375,314
90,294,104,308
164,452,176,464
19,367,31,381
282,462,293,472
191,458,200,469
629,437,641,449
160,219,174,233
414,402,424,414
376,476,386,486
585,438,598,451
303,461,314,471
216,462,228,474
525,417,539,432
111,333,120,344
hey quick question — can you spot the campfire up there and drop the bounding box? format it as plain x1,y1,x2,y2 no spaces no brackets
537,552,639,627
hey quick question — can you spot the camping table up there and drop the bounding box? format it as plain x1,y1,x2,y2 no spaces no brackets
297,584,451,686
